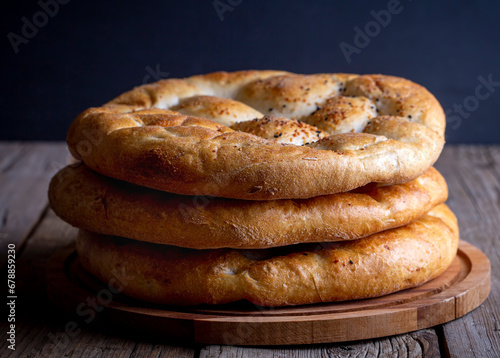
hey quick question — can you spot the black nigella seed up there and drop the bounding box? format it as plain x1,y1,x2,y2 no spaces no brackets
349,260,354,264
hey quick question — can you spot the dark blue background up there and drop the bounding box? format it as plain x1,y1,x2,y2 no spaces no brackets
2,0,499,143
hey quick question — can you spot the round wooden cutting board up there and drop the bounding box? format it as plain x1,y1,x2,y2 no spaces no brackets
46,240,490,346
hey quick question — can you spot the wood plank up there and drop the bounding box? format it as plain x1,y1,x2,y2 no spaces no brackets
434,145,500,358
199,329,441,357
0,142,70,267
0,208,196,357
0,142,29,170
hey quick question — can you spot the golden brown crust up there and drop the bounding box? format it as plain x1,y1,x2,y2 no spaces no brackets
171,95,263,127
67,71,445,200
50,163,448,249
301,95,377,134
76,204,459,306
230,116,327,145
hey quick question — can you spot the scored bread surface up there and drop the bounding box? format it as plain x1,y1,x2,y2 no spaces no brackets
67,71,445,200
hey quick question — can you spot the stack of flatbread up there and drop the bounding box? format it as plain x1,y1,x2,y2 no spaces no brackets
49,71,458,307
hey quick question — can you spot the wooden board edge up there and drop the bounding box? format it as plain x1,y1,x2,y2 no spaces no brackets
45,240,491,346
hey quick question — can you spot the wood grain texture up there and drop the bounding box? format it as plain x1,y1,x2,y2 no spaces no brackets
434,146,500,358
0,207,195,358
200,329,441,357
0,142,70,267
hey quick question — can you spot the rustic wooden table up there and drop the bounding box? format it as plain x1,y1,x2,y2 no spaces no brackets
1,142,499,357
